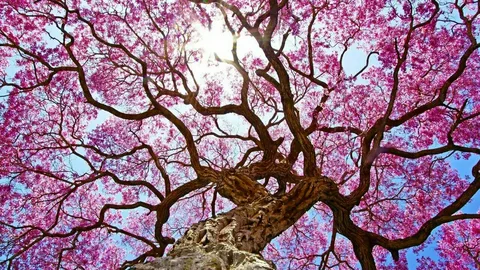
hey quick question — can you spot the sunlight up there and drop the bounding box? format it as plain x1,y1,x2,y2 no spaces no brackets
192,20,260,65
195,22,233,61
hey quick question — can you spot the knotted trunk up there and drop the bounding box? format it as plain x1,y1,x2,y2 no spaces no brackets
134,172,338,269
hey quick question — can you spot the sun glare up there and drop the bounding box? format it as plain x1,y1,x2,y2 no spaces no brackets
193,21,260,65
195,22,234,60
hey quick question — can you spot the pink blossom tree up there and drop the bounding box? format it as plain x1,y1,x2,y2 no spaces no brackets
1,0,479,269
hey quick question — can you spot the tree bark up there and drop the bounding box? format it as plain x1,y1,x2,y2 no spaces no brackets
134,172,338,269
134,202,278,270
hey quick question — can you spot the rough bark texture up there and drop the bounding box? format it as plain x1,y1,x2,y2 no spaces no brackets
133,202,278,270
134,175,337,269
133,246,274,270
133,161,480,270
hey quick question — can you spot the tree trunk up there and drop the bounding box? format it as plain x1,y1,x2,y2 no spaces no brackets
133,200,278,270
134,171,338,269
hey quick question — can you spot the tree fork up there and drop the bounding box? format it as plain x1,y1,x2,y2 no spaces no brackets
134,176,337,269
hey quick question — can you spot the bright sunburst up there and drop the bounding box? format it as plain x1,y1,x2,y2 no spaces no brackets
195,21,234,61
192,20,260,66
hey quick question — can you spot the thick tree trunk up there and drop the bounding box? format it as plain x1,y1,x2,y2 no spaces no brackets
134,171,337,269
133,201,278,270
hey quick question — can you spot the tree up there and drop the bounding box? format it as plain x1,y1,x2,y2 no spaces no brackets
0,0,479,269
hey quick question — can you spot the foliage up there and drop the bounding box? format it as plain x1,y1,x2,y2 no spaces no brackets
0,0,479,269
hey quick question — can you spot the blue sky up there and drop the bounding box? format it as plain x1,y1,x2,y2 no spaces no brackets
1,10,479,269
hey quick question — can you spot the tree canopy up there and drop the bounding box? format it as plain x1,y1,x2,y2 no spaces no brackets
0,0,479,269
